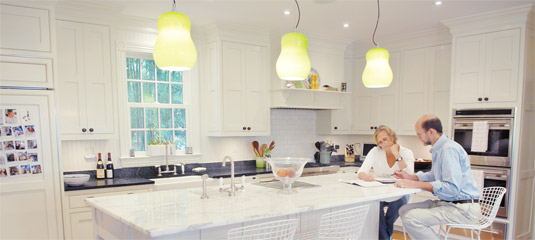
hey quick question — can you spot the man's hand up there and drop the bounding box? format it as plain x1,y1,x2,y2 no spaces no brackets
393,170,411,179
394,179,417,188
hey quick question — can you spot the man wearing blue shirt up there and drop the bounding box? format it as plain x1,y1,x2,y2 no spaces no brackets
393,115,481,240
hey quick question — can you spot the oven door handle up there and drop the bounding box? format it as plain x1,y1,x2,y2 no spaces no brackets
485,175,508,181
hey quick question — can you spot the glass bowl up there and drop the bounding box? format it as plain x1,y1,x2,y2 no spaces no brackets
265,157,310,194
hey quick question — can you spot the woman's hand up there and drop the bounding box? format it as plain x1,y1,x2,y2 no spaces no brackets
359,173,375,182
390,144,400,156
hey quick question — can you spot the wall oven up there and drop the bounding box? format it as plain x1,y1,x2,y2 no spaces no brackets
452,108,514,167
452,108,514,220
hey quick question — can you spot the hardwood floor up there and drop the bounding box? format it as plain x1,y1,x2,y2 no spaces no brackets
392,230,411,240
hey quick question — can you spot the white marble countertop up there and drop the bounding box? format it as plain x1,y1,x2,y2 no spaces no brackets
86,171,420,238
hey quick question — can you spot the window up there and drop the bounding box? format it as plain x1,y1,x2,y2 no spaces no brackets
126,57,187,152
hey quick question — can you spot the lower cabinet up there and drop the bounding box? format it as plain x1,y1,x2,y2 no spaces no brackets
62,185,150,239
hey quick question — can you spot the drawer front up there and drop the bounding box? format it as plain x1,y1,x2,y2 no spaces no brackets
0,56,53,88
69,189,148,209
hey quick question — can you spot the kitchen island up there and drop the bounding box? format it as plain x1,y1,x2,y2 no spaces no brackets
86,171,419,239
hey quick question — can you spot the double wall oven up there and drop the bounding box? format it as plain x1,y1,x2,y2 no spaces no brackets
452,108,514,239
452,108,513,217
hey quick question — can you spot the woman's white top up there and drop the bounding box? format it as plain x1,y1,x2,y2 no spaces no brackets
357,145,415,177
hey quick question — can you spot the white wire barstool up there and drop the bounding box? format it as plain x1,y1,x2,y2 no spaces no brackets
227,218,299,240
443,186,507,240
295,204,370,240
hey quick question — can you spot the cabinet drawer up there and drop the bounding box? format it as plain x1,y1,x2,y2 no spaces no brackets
0,4,51,52
0,56,53,88
69,189,148,209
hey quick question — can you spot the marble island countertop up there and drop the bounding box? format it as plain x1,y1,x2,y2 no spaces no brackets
86,171,419,238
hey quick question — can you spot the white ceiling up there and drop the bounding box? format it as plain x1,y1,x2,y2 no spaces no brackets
55,0,534,45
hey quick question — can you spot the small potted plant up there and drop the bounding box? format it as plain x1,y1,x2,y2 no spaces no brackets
147,129,173,156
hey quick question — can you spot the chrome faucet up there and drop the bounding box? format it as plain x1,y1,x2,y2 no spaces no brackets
176,161,185,174
156,143,177,176
221,156,235,196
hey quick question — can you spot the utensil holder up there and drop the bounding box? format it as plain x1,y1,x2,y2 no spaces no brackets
319,151,331,165
256,157,266,168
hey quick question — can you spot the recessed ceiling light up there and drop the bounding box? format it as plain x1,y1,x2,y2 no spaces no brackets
284,10,291,15
343,23,349,28
435,1,442,6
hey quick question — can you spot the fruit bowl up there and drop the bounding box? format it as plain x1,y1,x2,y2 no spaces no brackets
64,174,90,187
265,157,310,194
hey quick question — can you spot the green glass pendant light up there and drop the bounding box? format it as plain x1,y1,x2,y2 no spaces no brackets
153,0,197,71
276,0,311,81
362,0,393,88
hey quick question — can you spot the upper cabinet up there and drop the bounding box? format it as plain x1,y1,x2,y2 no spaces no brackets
56,21,115,140
0,3,55,89
0,4,51,53
204,28,270,136
398,45,452,135
451,29,520,104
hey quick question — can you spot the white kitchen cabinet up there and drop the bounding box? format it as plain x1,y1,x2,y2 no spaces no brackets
206,40,270,136
316,93,353,135
62,185,150,240
352,52,401,134
398,45,451,135
451,28,520,104
56,21,114,140
0,4,51,53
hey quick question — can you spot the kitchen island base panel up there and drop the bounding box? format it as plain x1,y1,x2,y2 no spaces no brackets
92,202,380,240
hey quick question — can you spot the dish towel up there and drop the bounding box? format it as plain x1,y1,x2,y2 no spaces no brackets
471,169,485,196
471,121,489,152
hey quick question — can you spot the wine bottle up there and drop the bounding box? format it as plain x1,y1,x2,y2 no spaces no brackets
96,153,105,179
106,152,114,179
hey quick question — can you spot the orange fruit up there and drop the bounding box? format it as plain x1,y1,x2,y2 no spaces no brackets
277,169,287,178
287,168,296,178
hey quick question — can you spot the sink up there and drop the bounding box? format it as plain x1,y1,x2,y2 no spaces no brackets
150,176,215,191
252,180,321,190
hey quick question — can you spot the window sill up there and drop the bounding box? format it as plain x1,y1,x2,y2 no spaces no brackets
119,153,202,168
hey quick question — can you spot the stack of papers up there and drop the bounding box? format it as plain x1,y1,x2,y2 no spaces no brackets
339,179,384,187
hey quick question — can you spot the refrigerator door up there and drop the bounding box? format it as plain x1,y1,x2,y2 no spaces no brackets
0,89,62,239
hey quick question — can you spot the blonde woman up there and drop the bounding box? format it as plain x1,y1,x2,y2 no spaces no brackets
357,125,414,240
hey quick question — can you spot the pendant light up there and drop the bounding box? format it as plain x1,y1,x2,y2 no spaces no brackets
276,0,311,81
153,0,197,71
362,0,393,88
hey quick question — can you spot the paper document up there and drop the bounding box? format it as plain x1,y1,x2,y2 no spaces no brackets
375,177,397,184
339,179,384,187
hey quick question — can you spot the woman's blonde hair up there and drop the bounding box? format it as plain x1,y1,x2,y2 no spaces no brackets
374,125,398,146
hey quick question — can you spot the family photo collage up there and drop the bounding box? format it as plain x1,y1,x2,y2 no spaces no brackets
0,108,42,178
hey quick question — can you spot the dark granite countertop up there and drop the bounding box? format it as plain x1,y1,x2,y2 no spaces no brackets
64,156,363,192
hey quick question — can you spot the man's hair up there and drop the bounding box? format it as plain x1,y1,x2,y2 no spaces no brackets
422,117,443,134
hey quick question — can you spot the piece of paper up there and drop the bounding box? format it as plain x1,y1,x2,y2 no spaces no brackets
471,121,489,152
339,179,384,187
375,177,397,184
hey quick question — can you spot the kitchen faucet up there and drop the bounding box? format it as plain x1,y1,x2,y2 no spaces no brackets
156,143,178,176
221,156,235,196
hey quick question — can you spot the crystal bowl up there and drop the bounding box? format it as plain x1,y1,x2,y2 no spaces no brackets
265,157,310,194
64,174,90,187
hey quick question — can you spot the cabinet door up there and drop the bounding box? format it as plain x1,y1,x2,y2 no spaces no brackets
82,24,114,134
431,45,452,134
452,34,486,103
399,48,430,132
244,44,269,135
352,58,376,133
375,52,400,131
222,41,246,133
56,20,88,134
484,29,520,103
69,211,94,240
0,4,51,52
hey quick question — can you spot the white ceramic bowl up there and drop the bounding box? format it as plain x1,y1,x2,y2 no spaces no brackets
265,157,310,194
64,174,90,187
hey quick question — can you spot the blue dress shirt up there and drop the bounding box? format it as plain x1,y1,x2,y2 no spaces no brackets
415,134,481,201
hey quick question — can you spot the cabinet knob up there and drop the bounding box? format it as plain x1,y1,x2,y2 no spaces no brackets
478,97,483,101
334,126,338,130
370,126,374,130
247,127,251,130
89,128,94,132
374,126,378,130
82,128,87,132
242,127,246,130
484,97,489,101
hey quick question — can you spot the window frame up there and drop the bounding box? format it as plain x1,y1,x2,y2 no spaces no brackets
116,44,201,166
